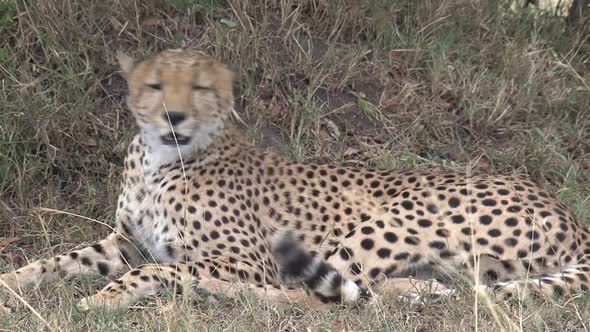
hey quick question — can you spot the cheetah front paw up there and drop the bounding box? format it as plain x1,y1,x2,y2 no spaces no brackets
0,273,18,290
75,293,128,312
400,280,456,304
75,297,94,312
0,273,22,312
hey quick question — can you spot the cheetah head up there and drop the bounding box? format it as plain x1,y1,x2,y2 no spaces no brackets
117,49,234,148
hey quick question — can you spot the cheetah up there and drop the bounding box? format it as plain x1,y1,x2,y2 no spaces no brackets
2,49,590,311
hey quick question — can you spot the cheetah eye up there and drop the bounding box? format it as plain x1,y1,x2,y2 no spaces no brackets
146,83,161,90
192,85,209,91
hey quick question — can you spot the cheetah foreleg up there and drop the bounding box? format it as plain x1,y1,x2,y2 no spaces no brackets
76,261,197,311
0,233,143,295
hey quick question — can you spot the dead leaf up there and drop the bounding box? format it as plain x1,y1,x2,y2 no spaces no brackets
82,138,97,147
269,104,284,118
436,97,453,109
318,128,332,141
157,302,176,314
0,237,19,250
330,319,344,331
141,18,162,27
389,68,401,82
109,17,124,30
322,118,341,139
476,157,493,173
257,82,273,100
409,143,421,154
219,18,238,28
343,147,360,157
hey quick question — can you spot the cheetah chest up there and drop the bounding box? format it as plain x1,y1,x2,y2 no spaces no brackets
117,169,197,263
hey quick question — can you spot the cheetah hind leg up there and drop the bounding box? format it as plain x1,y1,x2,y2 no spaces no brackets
373,277,456,304
481,255,590,301
195,278,323,305
75,260,314,311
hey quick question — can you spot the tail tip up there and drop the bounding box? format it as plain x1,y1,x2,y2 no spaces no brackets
342,279,362,303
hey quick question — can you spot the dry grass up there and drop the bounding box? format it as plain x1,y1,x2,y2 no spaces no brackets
1,0,590,330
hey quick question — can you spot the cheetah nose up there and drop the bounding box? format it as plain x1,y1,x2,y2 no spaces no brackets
163,112,186,126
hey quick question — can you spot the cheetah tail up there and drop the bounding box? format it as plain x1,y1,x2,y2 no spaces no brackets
270,231,371,304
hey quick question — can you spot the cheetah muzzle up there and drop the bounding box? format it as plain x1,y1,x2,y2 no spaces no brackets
160,132,191,145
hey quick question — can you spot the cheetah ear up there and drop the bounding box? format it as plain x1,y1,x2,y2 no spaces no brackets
116,51,135,79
